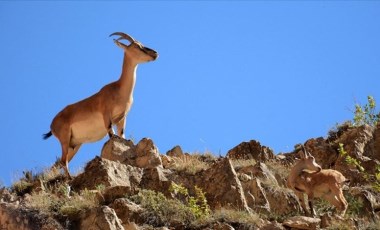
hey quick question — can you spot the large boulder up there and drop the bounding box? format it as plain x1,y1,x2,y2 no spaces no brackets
109,198,144,229
283,216,321,230
78,206,124,230
71,157,143,192
227,140,275,161
197,158,250,212
0,202,63,230
101,136,162,169
140,167,173,197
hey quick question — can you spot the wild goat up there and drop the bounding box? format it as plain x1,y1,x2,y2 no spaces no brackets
287,146,348,216
43,32,158,178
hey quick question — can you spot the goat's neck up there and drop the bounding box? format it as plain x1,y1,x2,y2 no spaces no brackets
288,162,305,187
118,53,138,99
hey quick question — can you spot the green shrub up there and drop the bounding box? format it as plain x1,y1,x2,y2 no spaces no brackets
169,183,210,219
353,95,380,127
129,189,196,226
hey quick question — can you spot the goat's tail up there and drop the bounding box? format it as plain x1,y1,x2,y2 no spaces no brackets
43,131,53,140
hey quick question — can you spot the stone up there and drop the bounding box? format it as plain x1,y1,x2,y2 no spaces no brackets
283,216,321,230
101,135,135,163
0,202,63,230
110,198,144,228
101,136,162,169
79,206,124,230
71,157,143,191
237,162,278,186
227,140,275,161
134,138,162,168
166,145,185,158
241,178,270,213
140,167,173,197
197,158,250,212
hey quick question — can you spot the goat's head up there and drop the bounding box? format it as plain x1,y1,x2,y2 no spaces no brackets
110,32,158,63
297,145,322,173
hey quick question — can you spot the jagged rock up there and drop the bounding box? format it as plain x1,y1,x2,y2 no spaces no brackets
101,136,162,169
135,138,162,168
110,198,143,229
260,221,285,230
349,187,380,219
140,167,173,197
241,178,270,213
160,155,174,168
304,138,338,169
227,140,275,161
71,157,143,191
373,123,380,160
102,186,134,204
333,125,375,184
211,222,235,229
101,135,135,163
166,145,185,158
0,188,17,203
262,184,301,216
198,158,250,212
283,216,321,230
237,162,278,186
320,213,355,229
0,202,63,230
79,206,124,230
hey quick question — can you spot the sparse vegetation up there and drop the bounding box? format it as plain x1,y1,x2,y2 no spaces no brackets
168,153,213,175
231,158,256,170
353,95,380,127
169,183,210,219
213,209,261,226
338,143,380,192
338,143,364,172
27,187,99,218
129,189,198,226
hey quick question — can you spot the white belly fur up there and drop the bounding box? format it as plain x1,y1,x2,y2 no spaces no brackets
70,113,108,145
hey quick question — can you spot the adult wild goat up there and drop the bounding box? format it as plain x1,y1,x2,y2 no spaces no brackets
287,146,348,216
43,32,158,178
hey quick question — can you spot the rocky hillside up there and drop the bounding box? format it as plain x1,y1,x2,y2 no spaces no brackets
1,122,380,229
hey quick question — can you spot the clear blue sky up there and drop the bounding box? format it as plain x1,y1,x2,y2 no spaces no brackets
0,1,379,186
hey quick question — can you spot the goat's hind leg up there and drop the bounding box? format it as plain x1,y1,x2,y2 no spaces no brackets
116,117,126,138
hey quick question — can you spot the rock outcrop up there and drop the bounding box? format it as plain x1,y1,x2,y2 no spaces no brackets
2,124,380,229
227,140,275,161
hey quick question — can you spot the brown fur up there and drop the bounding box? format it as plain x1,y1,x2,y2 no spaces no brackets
287,147,348,216
44,32,158,178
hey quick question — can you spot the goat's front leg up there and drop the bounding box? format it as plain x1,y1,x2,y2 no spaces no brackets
295,191,310,216
307,193,317,217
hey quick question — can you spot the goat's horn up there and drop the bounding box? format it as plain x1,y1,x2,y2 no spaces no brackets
109,32,136,44
301,145,310,157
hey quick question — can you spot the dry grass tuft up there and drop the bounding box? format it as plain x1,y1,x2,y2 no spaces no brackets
26,188,99,218
230,159,257,170
213,209,262,226
168,153,215,175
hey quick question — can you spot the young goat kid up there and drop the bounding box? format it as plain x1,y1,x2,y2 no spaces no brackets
287,146,348,217
43,32,158,178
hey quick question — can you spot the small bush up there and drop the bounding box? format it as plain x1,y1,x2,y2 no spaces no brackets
353,95,380,127
129,189,197,226
169,183,210,219
11,180,33,195
27,188,98,218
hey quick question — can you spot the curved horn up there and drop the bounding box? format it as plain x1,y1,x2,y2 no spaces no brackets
109,32,136,44
301,145,310,158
